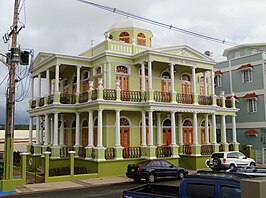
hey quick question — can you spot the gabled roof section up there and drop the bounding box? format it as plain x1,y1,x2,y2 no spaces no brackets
245,129,258,136
243,92,257,99
32,52,54,66
154,45,214,62
237,63,252,70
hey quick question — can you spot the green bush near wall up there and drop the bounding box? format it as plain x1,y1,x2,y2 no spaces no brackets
49,167,88,176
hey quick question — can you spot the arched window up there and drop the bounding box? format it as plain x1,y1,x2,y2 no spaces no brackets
137,33,146,46
200,119,210,144
163,119,171,145
162,71,171,79
116,65,128,74
82,120,88,147
119,32,130,43
94,67,102,89
182,74,192,95
109,34,113,40
183,119,193,146
182,74,191,82
120,118,130,148
82,71,89,92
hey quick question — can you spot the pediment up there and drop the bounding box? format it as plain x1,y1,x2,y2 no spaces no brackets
155,45,213,61
32,52,53,66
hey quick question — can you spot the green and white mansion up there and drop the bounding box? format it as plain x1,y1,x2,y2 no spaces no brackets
28,18,239,177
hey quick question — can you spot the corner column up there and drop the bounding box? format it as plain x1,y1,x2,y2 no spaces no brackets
220,115,229,151
191,112,200,156
147,110,156,159
85,110,94,160
211,113,219,152
51,112,60,159
147,60,154,102
231,114,239,151
53,64,61,104
73,112,80,157
115,110,123,159
178,114,184,154
94,109,105,161
192,67,198,104
170,111,179,157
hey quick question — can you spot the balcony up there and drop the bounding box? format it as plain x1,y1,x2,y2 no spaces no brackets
103,89,116,100
121,90,142,102
60,94,76,104
156,146,172,157
154,91,170,102
198,96,212,105
176,93,193,104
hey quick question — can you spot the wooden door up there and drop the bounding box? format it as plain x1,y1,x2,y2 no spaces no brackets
117,75,129,91
182,82,191,94
82,127,88,147
183,128,193,145
83,80,89,92
162,80,171,92
64,129,68,146
163,128,171,145
201,128,211,144
120,127,129,147
71,129,75,146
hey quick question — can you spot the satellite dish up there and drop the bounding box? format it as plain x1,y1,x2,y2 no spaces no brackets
204,51,211,56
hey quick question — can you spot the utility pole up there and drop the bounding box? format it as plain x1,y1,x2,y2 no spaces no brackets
4,0,19,180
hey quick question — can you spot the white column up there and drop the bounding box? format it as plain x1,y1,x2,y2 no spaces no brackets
97,109,103,147
50,116,53,145
193,112,198,144
29,117,33,144
75,112,80,146
148,60,152,89
103,62,107,88
232,115,237,143
44,114,49,145
59,115,64,145
203,72,207,96
192,67,196,94
55,64,60,92
205,114,209,144
141,62,145,92
115,110,121,147
171,111,176,145
40,118,44,144
221,115,226,143
46,69,50,95
141,111,146,146
211,70,215,95
31,76,34,99
38,74,41,98
36,116,40,144
170,63,175,92
156,113,162,146
212,114,217,143
108,62,111,89
76,65,81,94
88,110,93,147
178,114,183,145
53,112,59,146
148,110,153,146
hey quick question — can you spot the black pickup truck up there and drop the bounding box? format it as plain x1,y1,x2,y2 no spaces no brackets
122,170,252,198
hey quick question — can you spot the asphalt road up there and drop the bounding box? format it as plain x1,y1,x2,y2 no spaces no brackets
14,179,181,198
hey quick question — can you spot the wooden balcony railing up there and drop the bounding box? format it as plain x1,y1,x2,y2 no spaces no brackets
60,94,76,104
200,144,213,155
78,147,86,158
105,147,115,160
225,99,232,108
154,91,170,102
103,89,116,100
48,94,54,104
176,93,193,104
198,96,212,105
91,90,97,101
79,92,88,103
31,100,36,109
182,145,192,155
156,146,172,157
121,90,141,102
123,147,141,158
217,98,222,107
39,97,45,107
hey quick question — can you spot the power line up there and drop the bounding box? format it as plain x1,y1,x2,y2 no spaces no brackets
77,0,238,47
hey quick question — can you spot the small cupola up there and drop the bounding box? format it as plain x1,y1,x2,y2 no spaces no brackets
105,18,153,47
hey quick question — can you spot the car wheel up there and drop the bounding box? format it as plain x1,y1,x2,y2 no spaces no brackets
229,164,235,170
133,177,141,183
250,162,256,167
147,173,156,183
213,158,221,168
178,170,185,180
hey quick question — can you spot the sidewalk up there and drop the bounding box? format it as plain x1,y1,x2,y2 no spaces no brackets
15,176,131,195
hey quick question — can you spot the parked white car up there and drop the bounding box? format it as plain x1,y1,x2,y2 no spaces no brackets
205,151,256,170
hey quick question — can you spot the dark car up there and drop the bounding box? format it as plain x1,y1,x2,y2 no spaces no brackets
126,159,188,183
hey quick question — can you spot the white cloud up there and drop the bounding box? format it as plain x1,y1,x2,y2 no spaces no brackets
1,0,266,123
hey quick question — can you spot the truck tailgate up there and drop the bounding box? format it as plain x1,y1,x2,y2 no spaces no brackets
122,184,179,198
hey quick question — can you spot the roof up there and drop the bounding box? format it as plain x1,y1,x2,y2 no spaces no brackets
215,70,222,75
245,129,258,135
243,92,257,99
107,18,152,33
223,43,266,57
237,64,252,70
226,95,239,100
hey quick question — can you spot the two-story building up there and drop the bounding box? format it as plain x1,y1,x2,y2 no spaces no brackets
215,43,266,163
28,18,238,177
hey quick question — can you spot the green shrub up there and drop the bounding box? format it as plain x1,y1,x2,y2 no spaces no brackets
49,167,88,176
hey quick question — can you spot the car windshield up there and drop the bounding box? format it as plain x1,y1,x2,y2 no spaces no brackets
211,153,224,158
